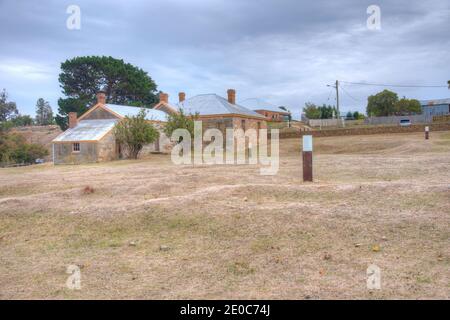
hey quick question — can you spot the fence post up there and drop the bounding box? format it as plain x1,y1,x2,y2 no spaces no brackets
425,126,429,140
302,135,313,182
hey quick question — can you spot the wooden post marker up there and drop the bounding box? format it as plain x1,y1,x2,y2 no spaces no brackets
302,135,313,182
425,126,429,140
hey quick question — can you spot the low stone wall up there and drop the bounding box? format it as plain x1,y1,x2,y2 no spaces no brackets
433,115,450,123
276,123,450,139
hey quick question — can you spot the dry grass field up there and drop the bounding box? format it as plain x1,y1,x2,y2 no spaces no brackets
0,132,449,299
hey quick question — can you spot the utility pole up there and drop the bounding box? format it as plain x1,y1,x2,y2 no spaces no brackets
327,80,340,125
335,80,340,118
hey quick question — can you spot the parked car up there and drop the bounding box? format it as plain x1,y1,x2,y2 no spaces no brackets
399,119,411,127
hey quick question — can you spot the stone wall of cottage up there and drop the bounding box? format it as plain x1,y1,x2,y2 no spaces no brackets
97,130,118,162
83,108,119,120
53,142,98,165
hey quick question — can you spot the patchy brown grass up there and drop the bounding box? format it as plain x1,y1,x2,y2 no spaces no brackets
0,131,449,299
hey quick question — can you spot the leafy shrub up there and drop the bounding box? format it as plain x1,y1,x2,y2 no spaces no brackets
114,109,159,159
163,108,197,142
0,132,48,165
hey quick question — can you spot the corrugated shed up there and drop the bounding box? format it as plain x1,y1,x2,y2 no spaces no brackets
53,119,117,142
105,104,168,121
419,98,450,116
177,94,265,118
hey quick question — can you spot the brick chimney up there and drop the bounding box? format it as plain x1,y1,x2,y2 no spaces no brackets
68,112,78,129
159,92,168,103
178,92,186,103
96,91,106,104
227,89,236,104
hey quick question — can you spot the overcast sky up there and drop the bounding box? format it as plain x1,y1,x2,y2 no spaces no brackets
0,0,449,118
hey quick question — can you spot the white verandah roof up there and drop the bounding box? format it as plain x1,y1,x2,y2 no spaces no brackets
53,119,118,142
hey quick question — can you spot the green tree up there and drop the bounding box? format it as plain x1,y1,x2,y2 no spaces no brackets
163,108,197,141
395,97,422,115
352,111,365,120
303,102,321,119
346,111,353,119
0,132,48,165
366,90,399,117
57,56,158,129
318,104,337,119
0,89,18,121
35,98,54,125
11,115,34,127
114,109,159,159
55,98,89,130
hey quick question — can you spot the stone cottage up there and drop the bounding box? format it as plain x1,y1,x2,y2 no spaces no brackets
52,92,171,164
155,89,267,136
53,89,267,164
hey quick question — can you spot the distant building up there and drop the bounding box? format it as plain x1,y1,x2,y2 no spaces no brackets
238,98,290,122
419,98,450,117
254,108,290,122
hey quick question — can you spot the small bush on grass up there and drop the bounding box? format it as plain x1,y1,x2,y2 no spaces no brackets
0,131,48,166
114,109,159,159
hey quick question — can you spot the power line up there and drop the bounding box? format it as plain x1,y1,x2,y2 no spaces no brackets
340,81,447,88
326,88,334,102
340,85,363,103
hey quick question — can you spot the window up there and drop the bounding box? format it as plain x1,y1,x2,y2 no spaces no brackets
73,142,80,152
241,119,246,131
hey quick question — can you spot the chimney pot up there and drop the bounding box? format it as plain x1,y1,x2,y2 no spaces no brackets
96,91,106,104
178,92,186,103
68,112,78,129
159,92,168,103
227,89,236,104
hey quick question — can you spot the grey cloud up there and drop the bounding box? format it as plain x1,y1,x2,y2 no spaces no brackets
0,0,448,117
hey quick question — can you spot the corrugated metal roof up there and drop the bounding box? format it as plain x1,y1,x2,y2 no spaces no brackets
420,98,450,106
177,94,265,118
53,119,117,142
239,98,286,113
105,104,168,121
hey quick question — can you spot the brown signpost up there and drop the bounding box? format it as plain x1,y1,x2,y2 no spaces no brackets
302,135,313,182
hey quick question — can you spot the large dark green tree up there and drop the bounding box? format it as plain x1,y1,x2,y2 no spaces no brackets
303,102,337,119
366,90,398,117
56,56,158,129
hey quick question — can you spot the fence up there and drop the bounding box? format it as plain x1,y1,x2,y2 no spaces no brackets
275,122,450,139
364,114,431,125
308,118,344,127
